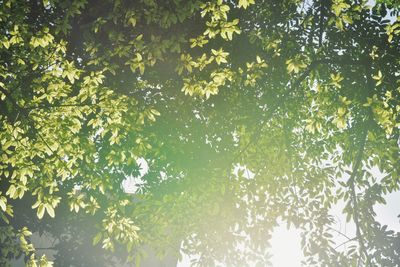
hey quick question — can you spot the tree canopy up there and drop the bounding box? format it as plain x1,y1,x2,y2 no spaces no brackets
0,0,400,266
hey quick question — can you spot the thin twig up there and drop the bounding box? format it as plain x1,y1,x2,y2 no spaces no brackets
327,226,353,241
334,236,358,250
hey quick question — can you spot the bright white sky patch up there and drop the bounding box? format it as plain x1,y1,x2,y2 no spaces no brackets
375,191,400,232
269,225,302,267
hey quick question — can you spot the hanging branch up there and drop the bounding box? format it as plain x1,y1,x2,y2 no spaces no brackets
347,56,376,267
346,127,369,266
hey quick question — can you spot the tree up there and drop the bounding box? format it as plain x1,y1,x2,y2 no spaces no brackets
0,0,399,266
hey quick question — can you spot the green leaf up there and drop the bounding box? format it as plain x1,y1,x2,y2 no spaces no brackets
0,196,6,211
238,0,255,9
6,185,16,199
93,232,102,245
37,204,45,219
45,204,55,218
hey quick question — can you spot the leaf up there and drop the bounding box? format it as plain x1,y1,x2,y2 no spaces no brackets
45,204,55,218
37,204,45,219
135,254,141,267
6,185,16,198
93,232,102,245
128,17,137,27
0,197,6,211
150,109,160,116
139,64,145,75
32,200,41,209
238,0,255,9
372,70,383,86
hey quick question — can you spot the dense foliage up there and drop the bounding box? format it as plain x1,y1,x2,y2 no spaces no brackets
0,0,400,266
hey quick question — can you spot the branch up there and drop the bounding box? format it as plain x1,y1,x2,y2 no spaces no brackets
292,60,322,90
22,103,97,110
0,85,21,111
347,127,369,266
334,236,358,250
327,226,354,241
35,247,56,250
